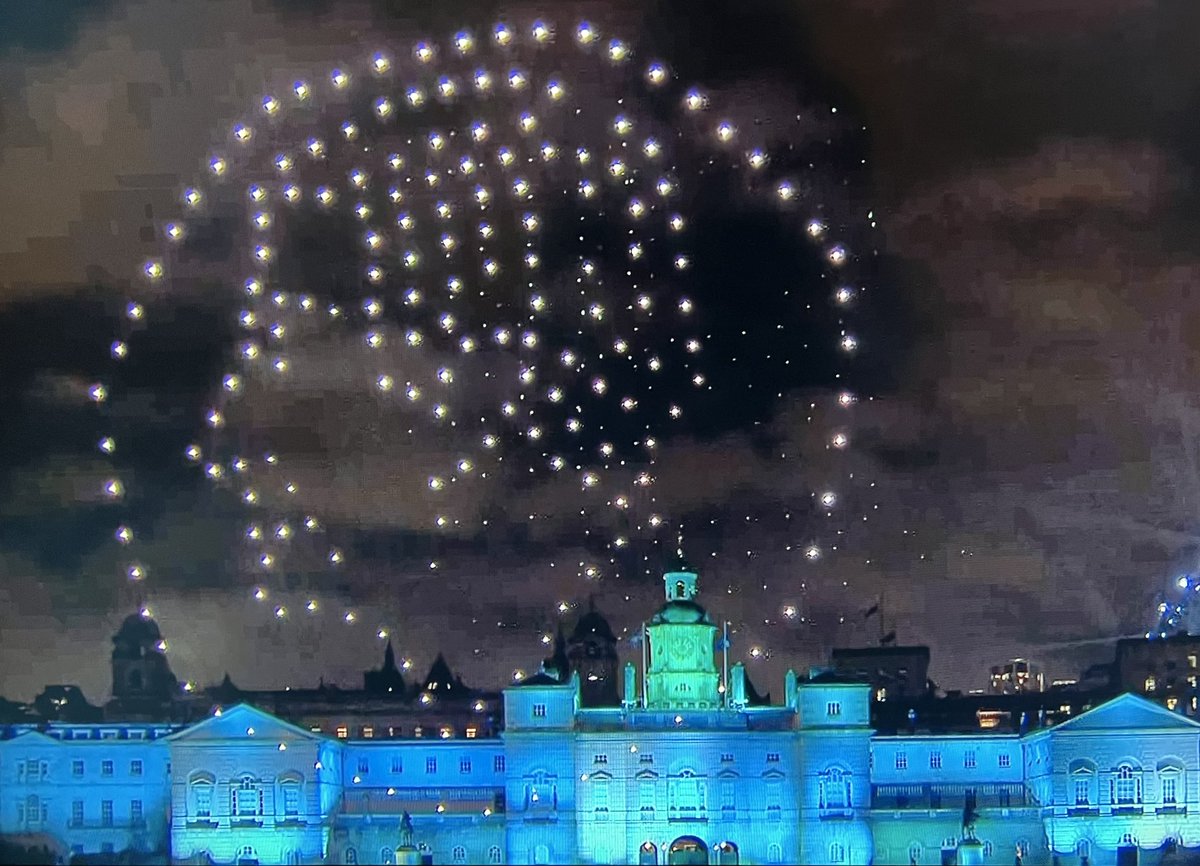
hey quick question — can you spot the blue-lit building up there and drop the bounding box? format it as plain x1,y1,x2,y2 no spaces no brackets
4,556,1200,865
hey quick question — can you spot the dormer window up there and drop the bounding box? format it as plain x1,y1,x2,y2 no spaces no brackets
675,580,686,599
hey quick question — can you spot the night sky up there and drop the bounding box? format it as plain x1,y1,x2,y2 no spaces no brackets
2,0,1198,703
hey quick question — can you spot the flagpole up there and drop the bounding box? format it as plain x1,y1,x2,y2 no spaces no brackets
879,587,886,645
641,621,648,708
722,621,730,709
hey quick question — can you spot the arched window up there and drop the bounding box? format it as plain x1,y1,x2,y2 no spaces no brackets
380,848,393,865
277,773,303,817
452,845,467,863
669,768,706,816
820,766,852,809
188,772,215,818
1120,834,1137,848
534,844,551,865
767,843,783,864
983,841,994,858
236,847,258,866
488,846,503,864
1015,840,1031,859
1075,840,1091,861
829,842,847,864
908,842,923,864
232,774,263,818
1113,763,1142,805
343,847,358,865
285,851,301,866
640,842,658,866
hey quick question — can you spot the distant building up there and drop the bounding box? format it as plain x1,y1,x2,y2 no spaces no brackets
829,645,931,701
1114,634,1200,714
988,658,1045,695
7,558,1200,864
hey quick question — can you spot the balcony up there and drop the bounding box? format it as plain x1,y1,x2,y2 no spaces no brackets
1066,806,1100,818
871,783,1026,810
1157,804,1187,816
68,819,149,830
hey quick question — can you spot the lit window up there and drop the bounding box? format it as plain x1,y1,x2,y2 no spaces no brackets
362,726,374,738
336,726,348,739
1114,764,1141,805
466,727,478,739
233,776,263,818
1146,676,1157,692
1189,655,1197,669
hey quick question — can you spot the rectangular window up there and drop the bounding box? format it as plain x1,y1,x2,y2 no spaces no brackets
720,754,734,763
594,782,609,815
101,800,114,827
767,753,781,763
929,752,942,770
827,701,842,717
336,726,348,739
999,754,1012,768
1074,778,1090,806
426,757,437,774
72,801,83,827
532,703,547,719
466,727,478,739
391,756,403,774
964,751,977,769
283,785,300,816
639,781,656,812
460,757,472,774
362,726,374,738
131,800,143,824
594,754,608,764
895,752,908,770
195,785,213,817
72,760,84,778
235,783,261,817
357,758,369,774
494,755,506,774
721,781,735,812
1163,776,1178,804
102,760,114,777
130,759,143,776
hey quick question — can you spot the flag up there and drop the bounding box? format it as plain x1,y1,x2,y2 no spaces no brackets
715,637,731,650
629,632,644,648
880,630,897,645
863,603,880,620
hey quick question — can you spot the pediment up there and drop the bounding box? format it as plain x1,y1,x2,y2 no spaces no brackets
166,703,325,744
715,768,740,779
588,769,614,781
761,768,787,780
1052,693,1200,734
635,768,660,780
4,730,61,746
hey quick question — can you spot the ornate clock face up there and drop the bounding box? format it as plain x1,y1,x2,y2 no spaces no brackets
671,636,696,663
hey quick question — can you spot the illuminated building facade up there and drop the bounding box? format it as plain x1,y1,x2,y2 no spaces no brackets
4,559,1200,865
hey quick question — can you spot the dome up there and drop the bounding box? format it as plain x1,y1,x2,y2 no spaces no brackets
571,609,617,644
652,599,712,625
112,614,163,658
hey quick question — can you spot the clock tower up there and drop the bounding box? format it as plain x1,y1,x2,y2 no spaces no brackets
645,548,721,709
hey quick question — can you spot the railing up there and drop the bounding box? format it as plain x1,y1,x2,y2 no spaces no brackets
871,783,1027,810
68,818,148,830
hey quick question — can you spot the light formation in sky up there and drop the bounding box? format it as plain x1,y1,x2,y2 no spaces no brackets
90,19,877,676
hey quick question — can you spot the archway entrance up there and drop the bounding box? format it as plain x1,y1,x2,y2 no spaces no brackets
669,837,709,866
639,842,659,866
717,842,739,865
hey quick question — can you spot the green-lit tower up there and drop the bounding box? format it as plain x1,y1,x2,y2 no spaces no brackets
645,546,721,709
